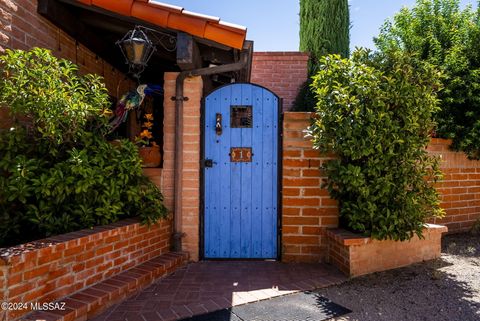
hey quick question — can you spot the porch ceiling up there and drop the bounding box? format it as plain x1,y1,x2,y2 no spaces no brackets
38,0,252,84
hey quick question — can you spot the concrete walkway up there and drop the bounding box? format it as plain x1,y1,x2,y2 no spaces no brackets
89,261,346,321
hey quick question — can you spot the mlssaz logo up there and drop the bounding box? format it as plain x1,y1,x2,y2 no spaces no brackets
30,302,66,311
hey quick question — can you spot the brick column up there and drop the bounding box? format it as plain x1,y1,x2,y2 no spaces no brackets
162,73,177,211
282,112,339,263
163,73,202,261
181,76,203,261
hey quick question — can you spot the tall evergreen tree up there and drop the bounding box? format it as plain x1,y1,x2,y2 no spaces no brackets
300,0,350,74
293,0,350,111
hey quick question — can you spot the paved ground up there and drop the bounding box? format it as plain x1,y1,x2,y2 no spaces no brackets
319,233,480,321
90,261,346,321
91,233,480,321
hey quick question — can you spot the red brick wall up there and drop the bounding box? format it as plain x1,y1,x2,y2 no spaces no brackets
0,218,171,320
429,138,480,232
282,113,338,263
251,52,309,112
282,112,480,263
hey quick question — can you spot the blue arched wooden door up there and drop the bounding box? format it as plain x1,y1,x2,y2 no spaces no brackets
203,83,280,259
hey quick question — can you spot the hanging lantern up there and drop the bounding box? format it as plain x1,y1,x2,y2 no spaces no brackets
116,26,156,79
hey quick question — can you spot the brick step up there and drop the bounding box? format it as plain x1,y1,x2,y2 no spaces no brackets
23,252,189,321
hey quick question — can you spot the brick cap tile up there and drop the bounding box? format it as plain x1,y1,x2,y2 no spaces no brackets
283,112,314,120
424,223,448,234
254,51,310,57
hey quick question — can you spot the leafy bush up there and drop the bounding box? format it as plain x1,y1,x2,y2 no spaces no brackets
309,49,444,241
375,0,480,159
0,48,167,247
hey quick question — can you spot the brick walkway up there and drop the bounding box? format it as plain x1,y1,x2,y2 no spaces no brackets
89,261,346,321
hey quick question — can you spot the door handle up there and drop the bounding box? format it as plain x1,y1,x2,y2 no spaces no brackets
215,113,222,136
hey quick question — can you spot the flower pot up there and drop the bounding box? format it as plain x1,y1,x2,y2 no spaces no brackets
138,145,162,168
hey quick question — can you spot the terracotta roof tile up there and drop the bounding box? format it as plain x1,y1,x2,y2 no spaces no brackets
77,0,247,49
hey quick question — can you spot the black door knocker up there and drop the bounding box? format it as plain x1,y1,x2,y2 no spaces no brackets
215,113,222,136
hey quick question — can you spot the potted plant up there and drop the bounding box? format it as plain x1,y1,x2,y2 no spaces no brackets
136,113,161,167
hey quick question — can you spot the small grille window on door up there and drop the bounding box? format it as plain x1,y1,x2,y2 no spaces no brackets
231,105,253,128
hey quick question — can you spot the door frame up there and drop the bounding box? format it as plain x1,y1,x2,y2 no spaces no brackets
199,83,283,260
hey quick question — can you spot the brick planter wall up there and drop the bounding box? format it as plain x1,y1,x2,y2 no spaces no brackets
0,218,172,320
327,224,448,277
281,112,480,263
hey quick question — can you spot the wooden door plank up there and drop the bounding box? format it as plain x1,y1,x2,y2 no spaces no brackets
251,86,265,258
210,90,223,258
219,86,233,257
272,95,279,257
240,84,253,257
261,89,275,258
229,85,243,258
204,94,214,257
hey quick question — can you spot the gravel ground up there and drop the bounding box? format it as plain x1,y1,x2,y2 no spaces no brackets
317,233,480,321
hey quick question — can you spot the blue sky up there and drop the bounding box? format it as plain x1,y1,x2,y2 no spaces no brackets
165,0,478,51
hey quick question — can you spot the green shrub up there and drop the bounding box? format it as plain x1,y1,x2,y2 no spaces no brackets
375,0,480,159
0,48,167,247
309,49,445,241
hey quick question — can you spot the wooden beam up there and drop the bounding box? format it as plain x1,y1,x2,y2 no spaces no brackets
176,32,203,70
37,0,127,74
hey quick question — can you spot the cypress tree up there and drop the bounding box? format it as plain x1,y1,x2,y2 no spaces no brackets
293,0,350,111
300,0,350,74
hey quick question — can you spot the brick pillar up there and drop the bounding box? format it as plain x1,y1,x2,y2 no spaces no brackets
181,76,202,261
163,73,202,261
282,112,339,263
162,73,177,211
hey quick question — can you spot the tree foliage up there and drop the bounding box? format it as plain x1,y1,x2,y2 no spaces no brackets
300,0,350,74
0,48,167,247
295,0,350,111
309,49,444,241
375,0,480,159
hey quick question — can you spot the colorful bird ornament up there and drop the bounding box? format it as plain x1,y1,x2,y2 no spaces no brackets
109,84,150,131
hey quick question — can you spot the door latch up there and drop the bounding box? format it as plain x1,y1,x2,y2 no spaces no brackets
204,159,214,168
215,113,222,136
